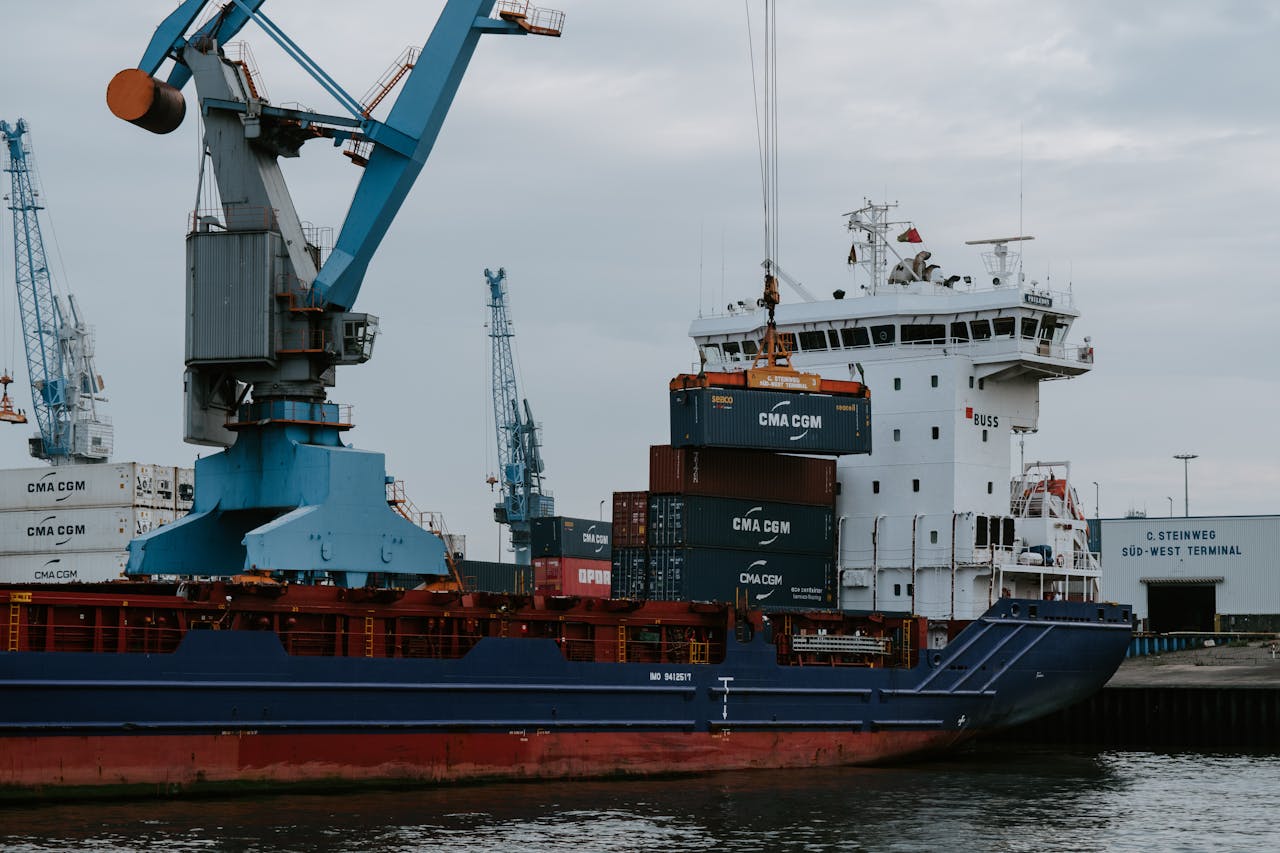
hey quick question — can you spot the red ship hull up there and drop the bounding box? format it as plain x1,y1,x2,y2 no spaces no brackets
1,729,973,796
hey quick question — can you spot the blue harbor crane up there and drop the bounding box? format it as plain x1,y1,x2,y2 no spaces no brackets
485,267,552,565
1,119,112,465
109,0,562,584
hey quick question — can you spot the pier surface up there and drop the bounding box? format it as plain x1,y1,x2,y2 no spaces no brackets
1109,640,1280,688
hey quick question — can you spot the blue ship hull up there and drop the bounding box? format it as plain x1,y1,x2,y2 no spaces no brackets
0,594,1131,797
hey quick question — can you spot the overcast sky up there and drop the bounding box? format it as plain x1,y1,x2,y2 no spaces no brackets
1,1,1276,562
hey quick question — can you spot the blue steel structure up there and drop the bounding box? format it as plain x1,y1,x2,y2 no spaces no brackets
485,267,552,565
0,119,112,465
114,1,562,584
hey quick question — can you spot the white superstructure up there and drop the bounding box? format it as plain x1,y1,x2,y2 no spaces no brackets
689,201,1099,621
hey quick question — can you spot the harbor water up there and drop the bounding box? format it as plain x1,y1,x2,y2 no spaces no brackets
3,744,1277,851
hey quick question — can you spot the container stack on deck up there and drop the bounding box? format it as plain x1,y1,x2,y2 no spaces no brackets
531,516,613,597
612,374,870,609
0,462,193,583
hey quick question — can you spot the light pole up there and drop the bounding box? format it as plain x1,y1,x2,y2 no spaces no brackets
1173,453,1198,517
1166,496,1173,517
599,499,606,520
1092,481,1099,518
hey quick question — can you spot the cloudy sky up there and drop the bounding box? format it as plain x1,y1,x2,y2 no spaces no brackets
1,1,1276,561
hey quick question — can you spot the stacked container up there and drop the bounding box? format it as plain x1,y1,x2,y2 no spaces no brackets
530,516,612,597
0,462,194,583
613,447,840,607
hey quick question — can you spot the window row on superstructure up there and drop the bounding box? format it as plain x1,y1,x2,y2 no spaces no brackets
699,311,1070,364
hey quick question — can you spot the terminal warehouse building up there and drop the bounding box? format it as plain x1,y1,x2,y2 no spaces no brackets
1099,515,1280,633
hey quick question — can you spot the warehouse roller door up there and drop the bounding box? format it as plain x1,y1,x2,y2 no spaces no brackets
1145,579,1219,633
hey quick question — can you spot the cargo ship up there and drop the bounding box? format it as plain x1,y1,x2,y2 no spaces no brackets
0,211,1132,798
0,3,1129,798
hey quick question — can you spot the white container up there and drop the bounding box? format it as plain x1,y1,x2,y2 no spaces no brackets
0,463,184,511
0,551,129,583
177,467,195,511
0,506,176,555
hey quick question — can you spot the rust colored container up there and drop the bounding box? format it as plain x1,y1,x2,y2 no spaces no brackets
612,491,649,548
534,556,611,598
649,445,836,507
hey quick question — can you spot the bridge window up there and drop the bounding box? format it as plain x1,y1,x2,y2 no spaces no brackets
993,317,1016,338
841,327,870,348
950,322,970,342
1021,317,1038,339
722,341,741,360
742,339,759,356
827,330,842,349
700,344,722,363
901,323,945,345
970,320,992,340
871,324,896,345
1040,316,1067,343
798,331,828,351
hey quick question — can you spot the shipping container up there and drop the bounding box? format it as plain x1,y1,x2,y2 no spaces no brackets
177,467,196,511
531,516,612,560
0,462,193,511
611,548,648,599
648,494,834,554
612,491,649,548
534,556,612,598
0,506,176,555
0,550,129,584
648,547,833,609
670,387,871,455
458,559,532,595
649,445,837,506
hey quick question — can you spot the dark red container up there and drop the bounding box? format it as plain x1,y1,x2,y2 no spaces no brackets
534,557,612,598
648,445,836,507
612,491,649,547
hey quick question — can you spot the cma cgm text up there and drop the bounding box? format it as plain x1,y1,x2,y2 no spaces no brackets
759,413,823,428
28,481,87,493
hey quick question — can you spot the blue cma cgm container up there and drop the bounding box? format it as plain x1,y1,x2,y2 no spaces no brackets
648,547,833,609
648,494,834,555
669,388,870,455
611,548,648,599
531,517,613,560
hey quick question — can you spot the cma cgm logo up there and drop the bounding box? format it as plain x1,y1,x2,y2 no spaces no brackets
965,407,999,428
732,506,791,545
29,471,88,503
741,560,783,601
759,400,822,441
581,523,608,553
27,515,85,546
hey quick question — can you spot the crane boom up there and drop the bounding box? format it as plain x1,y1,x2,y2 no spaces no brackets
486,267,552,565
1,119,111,465
110,1,562,585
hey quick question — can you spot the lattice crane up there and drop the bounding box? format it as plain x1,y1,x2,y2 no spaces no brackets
485,267,552,565
1,119,112,465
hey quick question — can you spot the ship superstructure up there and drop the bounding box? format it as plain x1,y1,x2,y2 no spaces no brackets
690,202,1099,624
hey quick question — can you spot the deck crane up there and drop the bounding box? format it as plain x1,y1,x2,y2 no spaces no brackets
485,267,552,565
107,0,562,585
1,119,112,465
761,257,817,303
